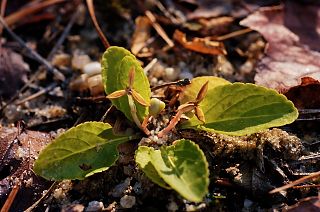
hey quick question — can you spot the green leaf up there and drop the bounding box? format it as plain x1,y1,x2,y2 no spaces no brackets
102,47,134,109
179,76,230,104
150,139,209,202
118,56,151,121
101,46,151,121
135,146,170,189
181,83,298,135
34,122,136,180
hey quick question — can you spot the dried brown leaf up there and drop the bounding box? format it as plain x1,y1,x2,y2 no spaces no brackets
240,4,320,91
173,30,226,55
131,16,151,55
284,77,320,109
0,48,28,98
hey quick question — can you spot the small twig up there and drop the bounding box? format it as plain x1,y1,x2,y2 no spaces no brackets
216,28,253,41
100,105,114,122
155,0,180,25
15,82,57,105
0,16,65,81
145,10,174,48
4,0,66,27
144,58,158,74
0,180,20,212
86,0,110,49
47,4,81,60
24,182,58,212
269,171,320,194
0,0,7,35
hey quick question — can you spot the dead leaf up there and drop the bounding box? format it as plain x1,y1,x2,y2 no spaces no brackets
284,77,320,109
131,16,151,55
184,0,278,20
173,30,226,55
0,48,29,98
240,4,320,91
0,126,52,179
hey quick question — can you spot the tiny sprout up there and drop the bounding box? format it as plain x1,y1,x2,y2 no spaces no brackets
107,67,149,107
158,81,209,137
106,67,150,135
149,98,166,116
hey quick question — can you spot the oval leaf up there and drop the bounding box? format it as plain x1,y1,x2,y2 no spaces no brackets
135,146,170,189
179,76,230,104
181,83,298,135
118,55,151,121
102,47,134,109
150,139,209,202
101,46,151,121
34,122,136,180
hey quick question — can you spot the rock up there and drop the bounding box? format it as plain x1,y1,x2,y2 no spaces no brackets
120,195,136,209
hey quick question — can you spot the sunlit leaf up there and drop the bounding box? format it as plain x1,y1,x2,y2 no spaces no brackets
135,146,170,189
181,83,299,135
34,122,137,180
150,139,209,202
118,55,151,121
179,76,230,104
101,47,134,109
101,46,151,121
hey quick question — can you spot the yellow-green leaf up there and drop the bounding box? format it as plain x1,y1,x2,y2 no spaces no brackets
135,146,170,189
34,122,136,180
149,139,209,202
179,76,230,104
181,83,298,135
101,46,151,122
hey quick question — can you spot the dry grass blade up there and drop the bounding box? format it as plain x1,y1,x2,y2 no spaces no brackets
269,171,320,194
86,0,110,49
0,0,7,35
0,180,20,212
145,10,174,48
4,0,66,27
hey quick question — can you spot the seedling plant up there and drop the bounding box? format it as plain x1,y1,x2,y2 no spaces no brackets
34,47,298,203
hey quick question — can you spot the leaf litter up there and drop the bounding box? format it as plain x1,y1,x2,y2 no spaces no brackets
0,0,319,211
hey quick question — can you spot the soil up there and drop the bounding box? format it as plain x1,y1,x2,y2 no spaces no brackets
0,0,319,211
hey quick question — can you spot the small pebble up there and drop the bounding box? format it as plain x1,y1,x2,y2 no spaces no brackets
167,200,179,212
82,62,101,76
85,201,104,212
111,178,131,197
120,195,136,209
72,54,91,70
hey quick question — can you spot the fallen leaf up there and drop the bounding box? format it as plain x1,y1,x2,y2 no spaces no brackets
284,77,320,109
173,30,226,55
240,4,320,91
184,0,278,20
131,16,151,55
0,48,29,98
0,126,52,179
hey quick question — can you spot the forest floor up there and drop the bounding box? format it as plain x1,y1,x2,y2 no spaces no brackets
0,0,319,211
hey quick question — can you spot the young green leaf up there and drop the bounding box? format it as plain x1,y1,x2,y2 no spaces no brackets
135,146,170,189
149,139,209,203
101,47,134,109
101,46,151,122
34,122,137,180
179,76,231,104
180,83,299,135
